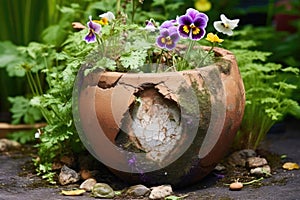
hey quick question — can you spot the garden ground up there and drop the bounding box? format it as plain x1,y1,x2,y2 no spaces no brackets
0,118,299,200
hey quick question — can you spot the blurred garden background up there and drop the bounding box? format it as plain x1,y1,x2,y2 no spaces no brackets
0,0,300,182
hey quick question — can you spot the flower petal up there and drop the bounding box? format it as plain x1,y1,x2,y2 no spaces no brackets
195,0,212,12
193,16,208,29
178,15,192,26
156,36,166,48
178,25,190,38
206,33,223,43
84,32,96,43
165,41,176,50
99,11,115,21
186,8,200,20
221,14,239,29
170,32,180,43
160,28,170,37
213,21,233,35
161,20,174,29
191,28,205,40
145,20,156,32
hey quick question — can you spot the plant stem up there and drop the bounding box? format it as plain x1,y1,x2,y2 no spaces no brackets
156,50,164,72
184,40,195,61
131,0,136,24
116,0,121,15
27,71,40,96
26,72,37,96
198,43,215,68
35,72,43,95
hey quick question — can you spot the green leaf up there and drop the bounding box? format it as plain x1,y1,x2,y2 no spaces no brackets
8,96,43,124
0,41,22,68
152,0,166,7
273,82,297,90
42,25,68,47
281,67,299,74
120,50,147,70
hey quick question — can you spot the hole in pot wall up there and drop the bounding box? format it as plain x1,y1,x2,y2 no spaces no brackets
116,86,182,163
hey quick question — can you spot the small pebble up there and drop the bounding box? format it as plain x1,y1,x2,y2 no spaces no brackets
229,181,243,191
92,183,114,198
58,165,80,185
80,169,92,180
228,149,256,167
149,185,173,199
126,184,150,197
250,165,271,177
214,163,226,171
80,178,97,192
0,139,21,152
247,157,268,168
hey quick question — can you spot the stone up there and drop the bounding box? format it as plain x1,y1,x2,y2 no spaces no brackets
250,165,271,177
228,149,257,167
214,163,226,171
91,183,114,198
126,184,150,197
229,181,243,191
80,169,92,180
58,165,80,185
0,139,21,152
247,157,268,168
149,185,173,199
80,178,97,192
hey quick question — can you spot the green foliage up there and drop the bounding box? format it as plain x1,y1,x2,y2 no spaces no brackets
7,130,36,144
120,50,148,71
0,3,94,183
8,96,43,125
228,37,300,150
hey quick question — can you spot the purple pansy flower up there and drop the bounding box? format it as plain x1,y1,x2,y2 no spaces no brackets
178,8,208,40
156,26,180,50
84,16,102,43
160,20,177,29
144,20,156,32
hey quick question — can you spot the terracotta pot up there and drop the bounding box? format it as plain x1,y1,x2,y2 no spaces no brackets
73,47,245,187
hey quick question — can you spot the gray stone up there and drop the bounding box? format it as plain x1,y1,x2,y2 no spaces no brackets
247,157,268,168
214,164,226,171
58,165,80,185
250,165,271,177
228,149,257,167
0,139,21,152
79,178,97,191
126,184,150,197
91,183,114,198
149,185,173,199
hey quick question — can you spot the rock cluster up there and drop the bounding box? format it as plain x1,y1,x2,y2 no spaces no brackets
56,155,173,199
228,149,272,177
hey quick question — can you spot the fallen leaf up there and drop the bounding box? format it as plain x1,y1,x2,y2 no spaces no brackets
165,194,189,200
282,162,300,170
61,189,86,196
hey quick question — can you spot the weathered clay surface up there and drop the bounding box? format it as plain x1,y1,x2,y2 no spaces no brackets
76,47,246,186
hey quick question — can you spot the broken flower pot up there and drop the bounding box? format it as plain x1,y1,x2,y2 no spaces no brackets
73,47,245,187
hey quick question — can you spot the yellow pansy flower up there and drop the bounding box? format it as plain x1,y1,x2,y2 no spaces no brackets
205,33,224,43
195,0,212,12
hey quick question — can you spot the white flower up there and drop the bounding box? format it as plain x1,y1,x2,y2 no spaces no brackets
213,14,239,36
99,11,115,22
